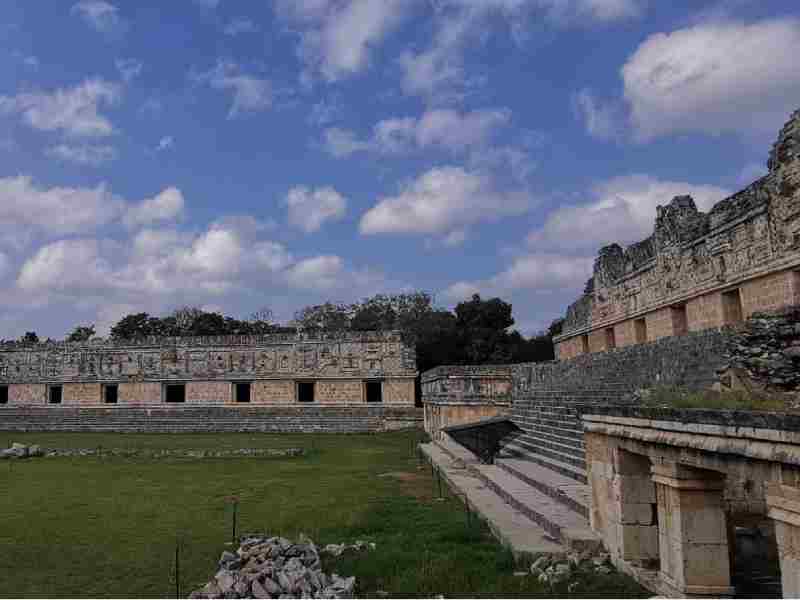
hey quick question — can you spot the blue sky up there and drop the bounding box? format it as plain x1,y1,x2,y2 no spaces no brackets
0,0,798,339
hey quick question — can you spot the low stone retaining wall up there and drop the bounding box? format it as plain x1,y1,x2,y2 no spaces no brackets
0,443,305,459
581,405,798,598
0,406,422,433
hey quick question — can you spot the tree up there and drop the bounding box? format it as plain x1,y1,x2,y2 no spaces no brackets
67,324,96,343
293,302,351,331
172,306,204,335
188,311,228,336
110,313,155,340
19,331,39,344
454,294,516,364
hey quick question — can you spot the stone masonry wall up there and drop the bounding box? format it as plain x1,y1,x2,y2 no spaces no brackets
513,328,730,395
0,330,417,385
556,109,800,360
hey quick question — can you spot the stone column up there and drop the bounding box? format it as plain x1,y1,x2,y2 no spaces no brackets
585,436,658,567
766,481,800,598
651,462,734,597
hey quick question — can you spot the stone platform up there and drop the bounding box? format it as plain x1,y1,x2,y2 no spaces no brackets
0,406,422,433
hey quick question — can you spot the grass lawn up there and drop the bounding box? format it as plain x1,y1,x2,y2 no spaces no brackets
0,430,646,598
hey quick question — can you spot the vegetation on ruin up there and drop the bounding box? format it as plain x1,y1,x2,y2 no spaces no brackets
0,430,645,598
640,386,789,412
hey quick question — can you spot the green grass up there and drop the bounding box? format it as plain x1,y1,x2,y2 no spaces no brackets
640,386,789,411
0,431,646,598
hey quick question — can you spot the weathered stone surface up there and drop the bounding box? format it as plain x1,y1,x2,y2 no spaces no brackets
190,535,361,599
555,108,800,360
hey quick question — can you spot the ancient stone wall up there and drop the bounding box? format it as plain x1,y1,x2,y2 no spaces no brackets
582,405,800,597
512,328,730,395
0,331,416,385
556,109,800,360
420,365,512,439
0,331,420,430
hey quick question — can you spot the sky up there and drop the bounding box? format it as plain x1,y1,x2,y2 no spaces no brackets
0,0,799,339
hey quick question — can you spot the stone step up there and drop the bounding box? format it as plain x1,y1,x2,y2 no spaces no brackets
514,415,583,434
523,422,586,441
419,442,565,561
511,437,587,470
519,429,584,452
495,458,590,519
517,434,585,459
434,441,599,553
502,442,587,484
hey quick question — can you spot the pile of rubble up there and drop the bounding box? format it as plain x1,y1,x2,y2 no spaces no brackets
0,443,44,459
189,535,368,599
524,551,615,592
722,307,800,393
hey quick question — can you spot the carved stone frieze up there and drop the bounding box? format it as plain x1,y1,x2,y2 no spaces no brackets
0,331,417,384
559,109,800,339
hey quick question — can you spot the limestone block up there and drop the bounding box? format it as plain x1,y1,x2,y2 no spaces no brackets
614,475,656,504
618,523,659,561
682,543,732,587
619,502,654,525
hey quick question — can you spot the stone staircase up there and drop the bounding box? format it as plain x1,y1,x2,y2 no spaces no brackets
422,381,635,555
0,406,422,433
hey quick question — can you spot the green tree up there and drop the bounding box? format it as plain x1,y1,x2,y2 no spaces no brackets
19,331,39,344
67,324,96,343
454,294,516,364
293,302,351,331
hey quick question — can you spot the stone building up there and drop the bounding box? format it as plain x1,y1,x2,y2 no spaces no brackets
0,331,420,432
421,365,513,440
555,109,800,360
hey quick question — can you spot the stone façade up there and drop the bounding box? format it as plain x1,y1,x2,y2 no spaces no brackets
0,331,416,385
556,109,800,360
0,331,421,431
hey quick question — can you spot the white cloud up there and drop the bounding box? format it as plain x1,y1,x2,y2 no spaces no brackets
156,136,174,152
286,255,344,290
360,166,530,238
322,127,371,158
323,108,510,157
401,0,643,100
224,17,258,35
0,79,121,138
622,19,800,140
71,1,126,34
528,174,731,250
0,175,122,240
275,0,411,82
17,239,115,293
124,187,185,229
572,89,622,140
195,61,271,118
536,0,643,23
46,144,117,166
115,58,143,82
284,186,347,233
443,253,594,300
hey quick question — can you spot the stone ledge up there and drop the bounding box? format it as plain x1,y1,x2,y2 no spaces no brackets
583,420,800,467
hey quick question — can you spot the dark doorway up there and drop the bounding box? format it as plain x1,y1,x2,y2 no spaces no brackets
365,380,383,403
297,381,315,403
165,384,186,403
104,384,118,404
49,385,62,404
0,385,8,404
235,382,251,403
